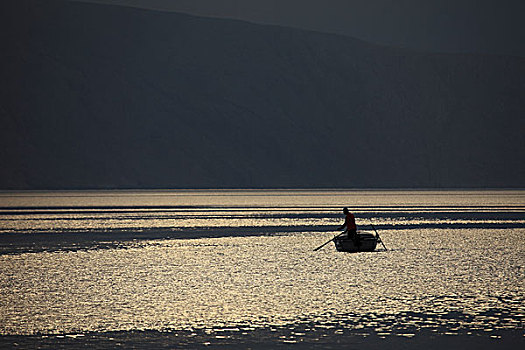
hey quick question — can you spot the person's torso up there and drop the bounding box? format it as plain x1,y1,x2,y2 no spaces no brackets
346,213,356,230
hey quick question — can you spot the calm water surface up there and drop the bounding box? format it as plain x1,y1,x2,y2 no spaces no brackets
0,190,523,343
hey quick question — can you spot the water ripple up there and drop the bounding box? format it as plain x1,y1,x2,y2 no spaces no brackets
0,229,523,336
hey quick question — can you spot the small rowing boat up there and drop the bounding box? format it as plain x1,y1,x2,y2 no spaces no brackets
333,231,380,252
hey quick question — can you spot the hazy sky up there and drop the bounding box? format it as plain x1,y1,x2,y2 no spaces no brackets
74,0,525,56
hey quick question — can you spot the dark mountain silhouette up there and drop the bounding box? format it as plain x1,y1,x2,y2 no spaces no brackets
75,0,525,57
1,0,524,189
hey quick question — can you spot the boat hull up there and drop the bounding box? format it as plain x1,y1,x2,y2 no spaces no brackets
334,231,378,252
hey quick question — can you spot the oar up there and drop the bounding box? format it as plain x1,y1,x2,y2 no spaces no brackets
369,221,387,251
313,231,346,251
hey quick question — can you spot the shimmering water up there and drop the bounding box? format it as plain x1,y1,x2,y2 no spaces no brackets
0,190,523,345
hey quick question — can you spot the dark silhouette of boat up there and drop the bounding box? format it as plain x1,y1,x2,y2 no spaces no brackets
334,231,380,252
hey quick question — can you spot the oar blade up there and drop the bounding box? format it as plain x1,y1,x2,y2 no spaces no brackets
313,239,332,251
370,222,388,251
313,232,345,251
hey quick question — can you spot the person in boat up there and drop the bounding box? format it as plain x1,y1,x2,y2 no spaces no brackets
337,207,359,245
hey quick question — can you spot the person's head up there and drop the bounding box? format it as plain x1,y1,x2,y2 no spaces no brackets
343,207,349,214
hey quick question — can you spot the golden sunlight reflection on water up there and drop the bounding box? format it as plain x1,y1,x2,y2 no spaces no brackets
0,228,523,335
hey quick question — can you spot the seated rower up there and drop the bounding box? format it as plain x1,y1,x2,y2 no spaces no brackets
337,207,359,245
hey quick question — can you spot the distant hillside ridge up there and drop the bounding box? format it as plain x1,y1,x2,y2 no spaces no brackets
1,0,524,189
